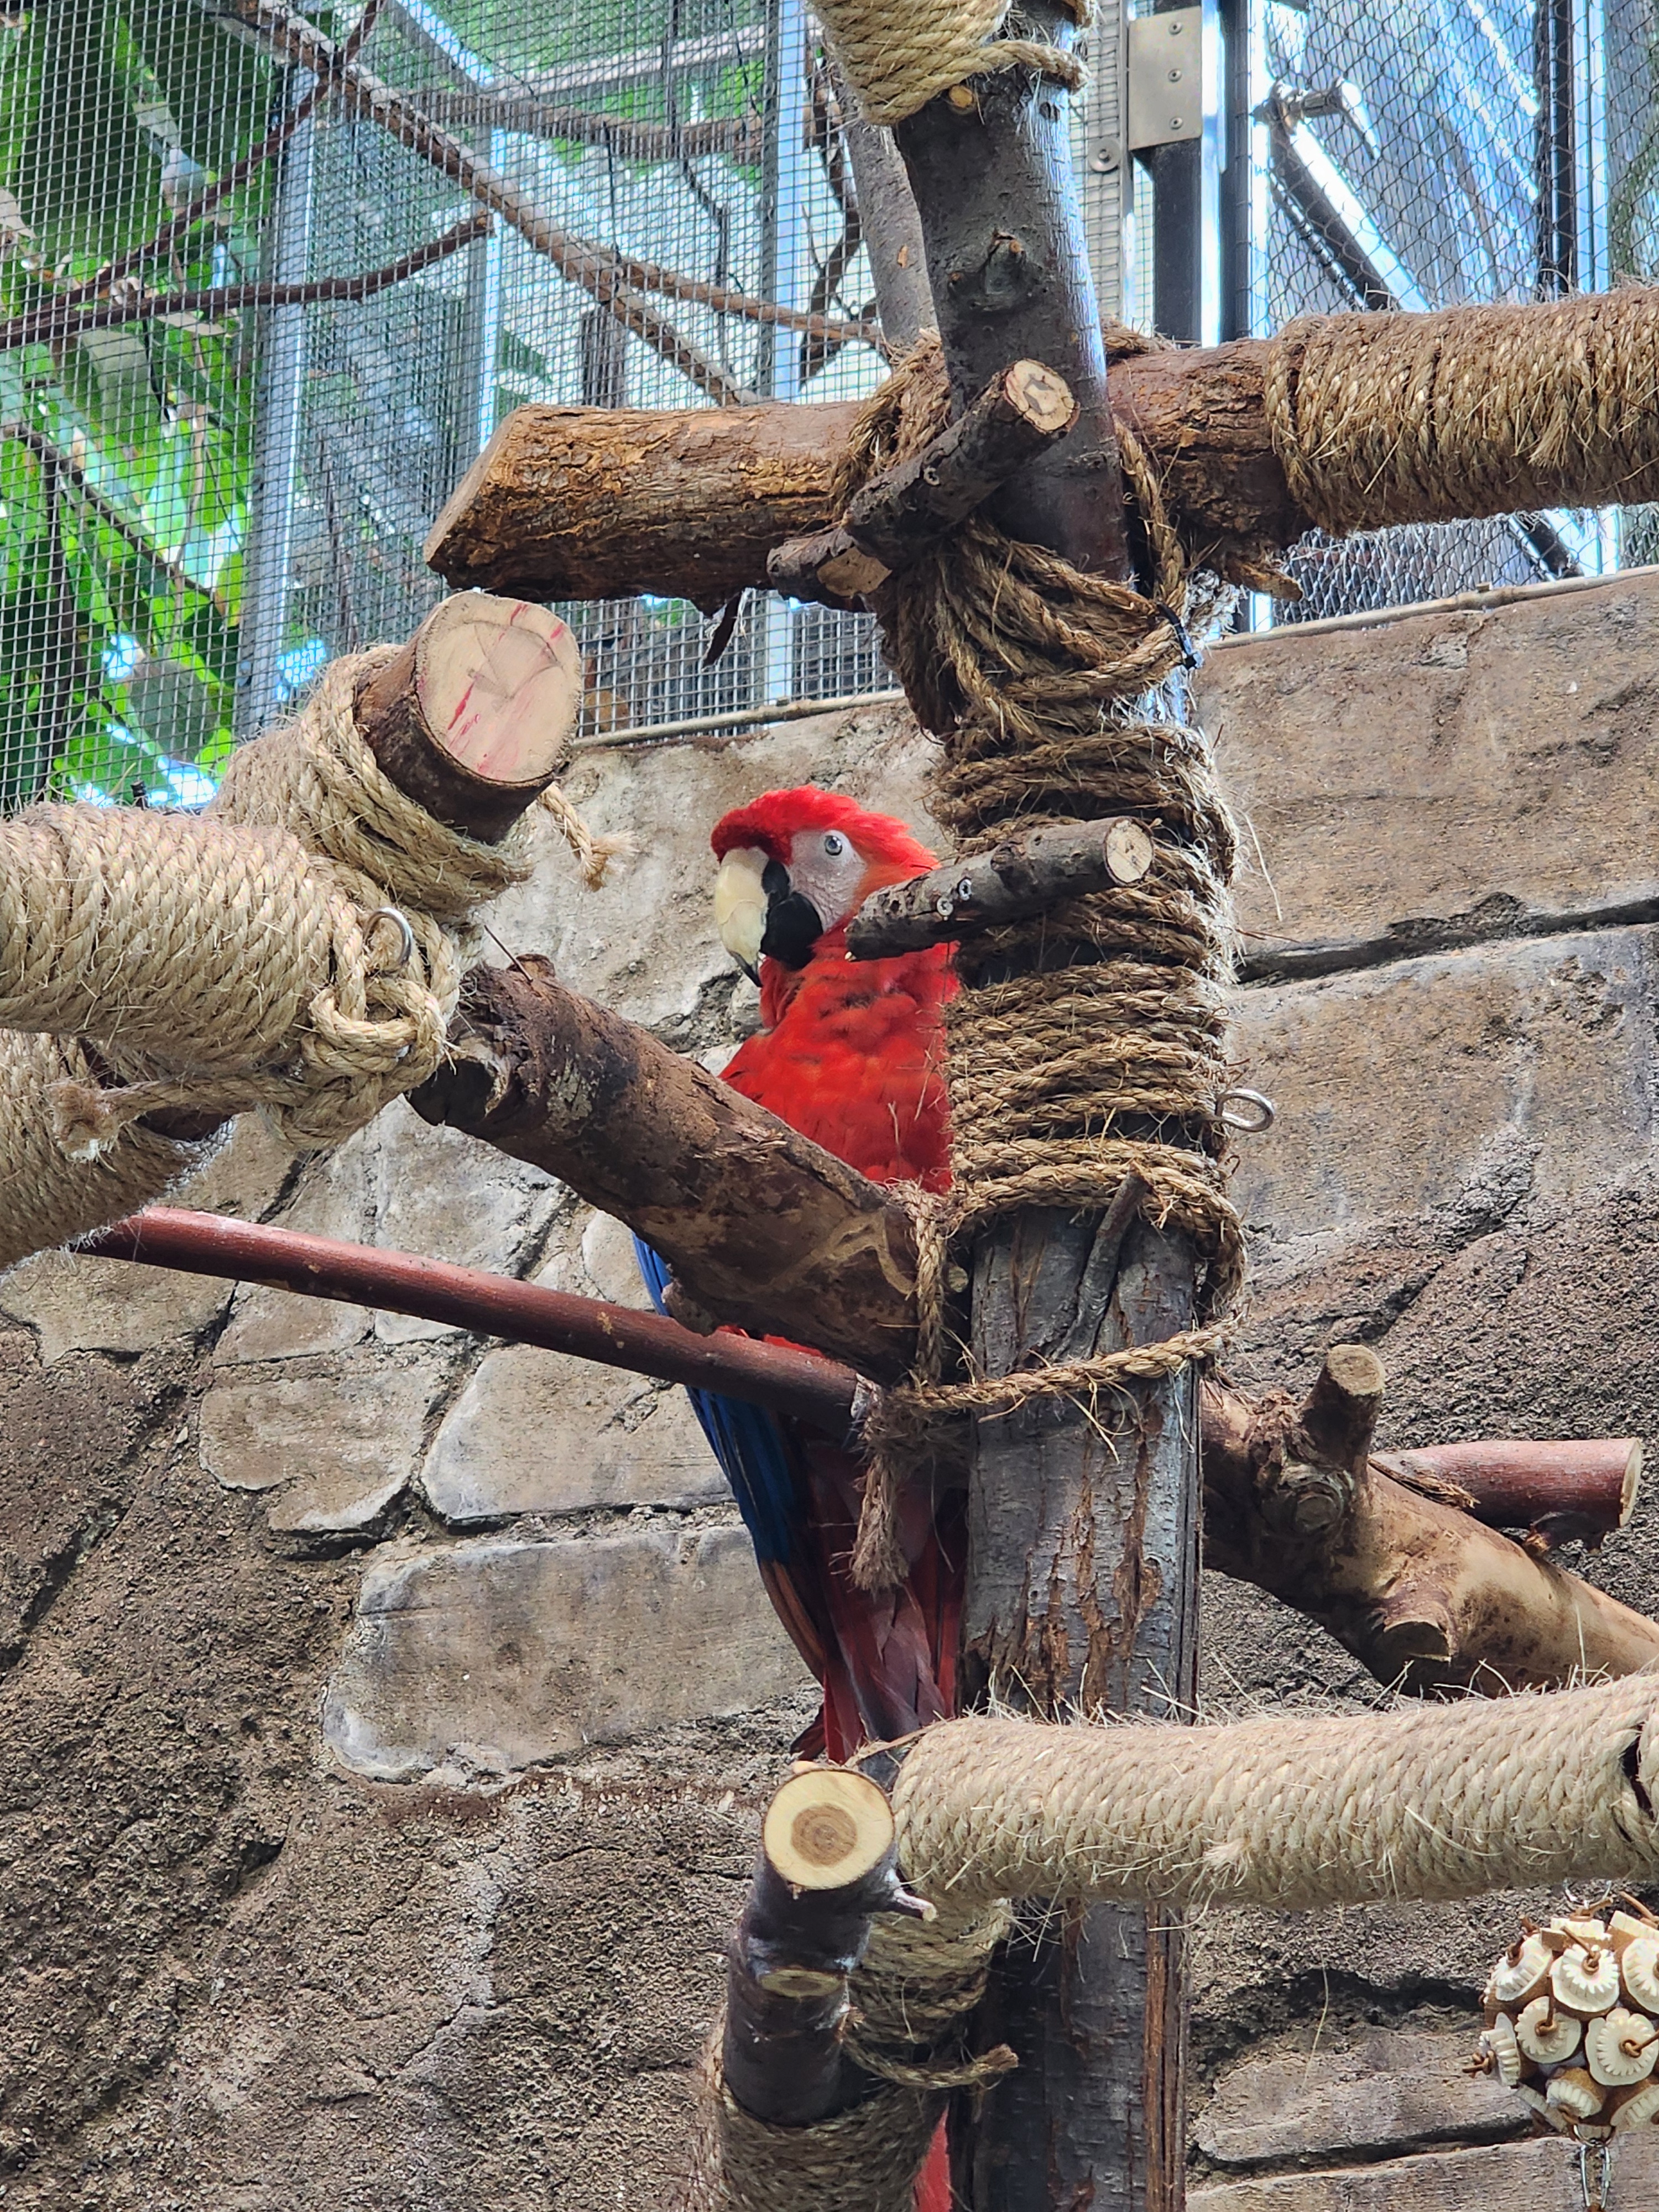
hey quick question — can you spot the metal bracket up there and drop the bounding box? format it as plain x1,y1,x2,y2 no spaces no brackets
1127,8,1203,152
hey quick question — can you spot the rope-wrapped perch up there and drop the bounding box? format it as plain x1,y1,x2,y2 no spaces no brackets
888,1672,1659,1912
0,643,601,1271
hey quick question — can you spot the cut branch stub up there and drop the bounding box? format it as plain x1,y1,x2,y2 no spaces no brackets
355,592,581,841
847,817,1156,959
1260,1341,1386,1535
766,359,1079,611
723,1767,928,2127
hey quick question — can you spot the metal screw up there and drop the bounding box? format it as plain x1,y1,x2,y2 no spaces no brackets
1168,114,1184,128
1167,18,1183,30
936,895,954,919
1168,65,1183,79
957,878,974,901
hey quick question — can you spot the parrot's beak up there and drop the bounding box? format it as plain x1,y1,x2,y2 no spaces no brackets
714,847,767,982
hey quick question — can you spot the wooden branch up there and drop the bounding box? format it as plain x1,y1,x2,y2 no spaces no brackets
406,957,923,1382
425,400,854,613
766,360,1078,606
424,335,1297,604
724,1768,927,2126
0,426,206,599
846,818,1156,959
352,593,580,839
4,213,494,354
77,1202,1653,1698
1373,1438,1642,1551
406,88,766,165
824,52,933,354
1202,1379,1659,1693
80,1208,867,1441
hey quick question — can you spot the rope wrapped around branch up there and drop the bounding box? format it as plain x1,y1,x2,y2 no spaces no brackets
838,337,1245,1588
812,0,1089,126
677,1907,1010,2212
888,1671,1659,1913
0,649,558,1271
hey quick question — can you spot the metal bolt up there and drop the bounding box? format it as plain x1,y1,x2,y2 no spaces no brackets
1167,18,1183,30
1168,65,1183,79
1168,114,1184,128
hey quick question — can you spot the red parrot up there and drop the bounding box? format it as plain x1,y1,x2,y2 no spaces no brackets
634,787,963,2210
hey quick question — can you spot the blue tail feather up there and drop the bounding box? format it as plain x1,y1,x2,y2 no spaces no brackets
633,1236,800,1566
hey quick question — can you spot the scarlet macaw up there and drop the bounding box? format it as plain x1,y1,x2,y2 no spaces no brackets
635,786,964,1762
635,786,966,2211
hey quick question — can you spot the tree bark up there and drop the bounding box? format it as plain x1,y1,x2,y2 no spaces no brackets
407,958,922,1381
826,51,934,354
421,339,1302,608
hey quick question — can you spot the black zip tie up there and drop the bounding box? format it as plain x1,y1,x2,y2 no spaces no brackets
1155,603,1199,669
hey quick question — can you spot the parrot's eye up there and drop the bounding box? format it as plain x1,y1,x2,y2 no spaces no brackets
822,831,847,857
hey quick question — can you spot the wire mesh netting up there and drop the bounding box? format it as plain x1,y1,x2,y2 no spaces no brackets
0,0,891,810
0,2,1654,810
1239,0,1629,621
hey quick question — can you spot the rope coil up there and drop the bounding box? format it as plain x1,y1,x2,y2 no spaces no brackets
839,337,1244,1589
812,0,1090,126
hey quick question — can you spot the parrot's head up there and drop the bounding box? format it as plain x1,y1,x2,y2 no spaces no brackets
711,786,937,978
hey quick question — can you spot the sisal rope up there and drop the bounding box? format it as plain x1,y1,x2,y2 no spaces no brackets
812,0,1088,126
676,1906,1011,2212
841,337,1243,1589
1264,290,1659,539
889,1673,1659,1913
0,644,604,1271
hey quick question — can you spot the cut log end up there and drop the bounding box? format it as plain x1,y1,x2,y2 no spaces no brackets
356,593,583,841
1300,1341,1387,1474
1004,358,1079,436
762,1769,895,1892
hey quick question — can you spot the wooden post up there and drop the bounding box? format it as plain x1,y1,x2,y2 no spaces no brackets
863,12,1197,2208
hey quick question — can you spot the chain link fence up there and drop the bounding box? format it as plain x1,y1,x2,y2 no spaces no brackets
0,2,1651,808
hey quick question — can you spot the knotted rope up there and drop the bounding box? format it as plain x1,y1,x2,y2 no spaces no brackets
840,337,1244,1589
889,1671,1659,1913
677,1905,1011,2212
812,0,1088,126
0,645,604,1271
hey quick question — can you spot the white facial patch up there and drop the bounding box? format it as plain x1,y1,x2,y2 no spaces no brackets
713,846,768,972
786,826,868,931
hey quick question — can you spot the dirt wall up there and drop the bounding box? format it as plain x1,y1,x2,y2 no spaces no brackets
3,577,1658,2207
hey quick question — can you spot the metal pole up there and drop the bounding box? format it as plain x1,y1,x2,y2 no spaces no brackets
759,0,810,708
237,80,315,735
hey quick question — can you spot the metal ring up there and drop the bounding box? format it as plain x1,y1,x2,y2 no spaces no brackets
1219,1087,1276,1134
363,904,417,971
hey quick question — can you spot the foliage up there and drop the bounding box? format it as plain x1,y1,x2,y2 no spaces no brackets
0,1,271,809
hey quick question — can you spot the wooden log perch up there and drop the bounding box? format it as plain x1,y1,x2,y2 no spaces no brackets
80,1207,870,1442
723,1767,930,2126
406,957,923,1382
425,332,1293,606
846,817,1156,959
1374,1438,1641,1551
79,1204,1655,1697
1203,1357,1659,1693
766,360,1078,608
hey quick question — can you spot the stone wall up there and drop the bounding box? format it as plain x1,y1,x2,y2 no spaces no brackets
2,575,1658,2206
